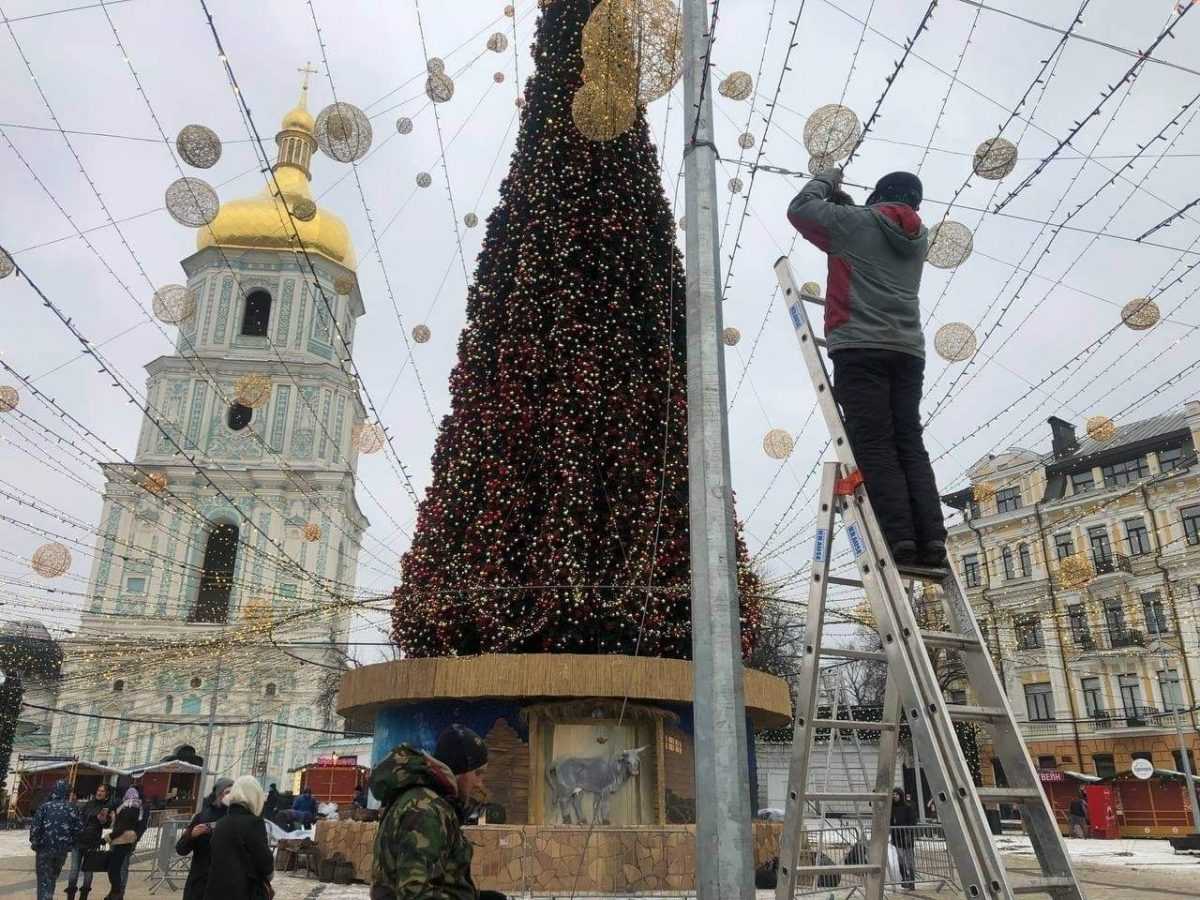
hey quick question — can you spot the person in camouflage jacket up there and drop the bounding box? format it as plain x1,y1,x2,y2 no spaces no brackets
370,725,504,900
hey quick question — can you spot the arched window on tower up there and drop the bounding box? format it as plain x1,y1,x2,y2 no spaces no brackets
241,290,272,336
192,522,238,623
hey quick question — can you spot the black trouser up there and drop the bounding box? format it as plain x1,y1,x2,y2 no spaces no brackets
832,349,946,549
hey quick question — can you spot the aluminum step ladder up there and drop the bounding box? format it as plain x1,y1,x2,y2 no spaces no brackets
772,257,1083,900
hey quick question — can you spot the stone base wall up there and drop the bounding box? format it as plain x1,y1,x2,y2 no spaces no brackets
316,820,782,892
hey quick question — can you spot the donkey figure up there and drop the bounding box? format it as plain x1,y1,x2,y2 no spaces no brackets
547,747,647,825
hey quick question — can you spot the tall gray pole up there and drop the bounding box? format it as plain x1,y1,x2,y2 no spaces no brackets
1163,650,1200,832
196,656,223,814
680,1,755,897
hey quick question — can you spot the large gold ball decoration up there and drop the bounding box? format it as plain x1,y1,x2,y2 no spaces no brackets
302,522,321,543
1056,553,1092,590
722,327,741,346
973,136,1018,180
926,220,974,269
934,322,977,362
971,482,997,504
416,172,433,188
292,197,318,222
315,102,373,163
427,57,446,75
142,472,169,495
152,284,195,324
763,428,795,460
334,275,357,296
1121,297,1160,330
412,324,432,344
487,31,509,53
0,246,13,279
728,177,744,194
853,599,876,629
464,212,479,228
31,542,71,579
165,177,220,227
494,71,506,84
803,104,861,161
504,4,515,16
1086,415,1117,443
396,116,414,135
801,281,822,297
175,124,222,169
353,421,387,454
808,154,836,176
0,385,19,413
234,373,273,409
426,70,456,104
737,132,756,150
719,71,754,101
572,82,637,142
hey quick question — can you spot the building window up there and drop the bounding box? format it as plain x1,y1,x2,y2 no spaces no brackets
665,734,683,754
1037,755,1057,770
182,695,202,716
193,523,238,623
1015,616,1043,650
277,583,298,599
125,576,146,594
1141,592,1169,635
1093,754,1117,778
1103,597,1126,632
1124,517,1151,556
1158,446,1184,473
1001,546,1015,580
1024,683,1055,721
241,290,272,336
967,499,981,519
1071,470,1095,494
165,695,174,714
112,679,124,692
1018,543,1032,577
996,487,1022,513
1173,749,1197,774
1102,456,1149,487
1067,605,1089,645
191,677,203,689
962,553,980,588
1183,506,1200,546
1087,525,1112,565
1081,677,1103,718
1054,533,1074,560
1158,669,1184,711
1131,751,1153,764
1118,673,1143,715
227,403,253,431
265,683,277,697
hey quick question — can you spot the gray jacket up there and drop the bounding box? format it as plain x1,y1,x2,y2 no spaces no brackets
787,171,928,359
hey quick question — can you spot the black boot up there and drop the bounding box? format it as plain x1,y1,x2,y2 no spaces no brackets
77,889,89,900
65,887,77,900
918,540,949,569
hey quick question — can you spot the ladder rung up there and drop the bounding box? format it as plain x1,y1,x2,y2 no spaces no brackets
802,294,825,305
920,630,980,651
814,336,828,348
819,647,885,662
1011,876,1078,895
827,575,864,588
946,704,1008,723
811,719,895,732
785,863,881,877
977,786,1043,804
805,791,889,803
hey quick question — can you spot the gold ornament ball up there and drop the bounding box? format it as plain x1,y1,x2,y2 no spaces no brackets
396,117,414,135
334,275,356,295
426,71,456,104
579,0,682,107
934,322,977,363
487,31,509,53
142,472,169,495
315,102,373,163
234,373,273,409
722,327,741,346
763,428,795,460
31,542,71,579
926,220,974,269
1121,297,1160,330
302,522,321,542
1086,415,1117,443
165,177,220,227
427,57,446,75
803,104,861,161
572,82,636,142
719,71,753,101
353,422,387,454
152,284,195,324
973,136,1018,180
971,483,997,504
504,4,515,16
292,197,318,222
416,172,433,188
175,124,222,169
464,212,479,228
0,385,19,413
737,132,756,150
728,177,744,194
677,216,686,232
801,281,822,297
1057,553,1092,590
0,246,13,279
515,96,526,109
494,71,506,83
412,324,432,344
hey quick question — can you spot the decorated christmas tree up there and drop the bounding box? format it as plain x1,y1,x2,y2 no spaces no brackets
392,0,761,660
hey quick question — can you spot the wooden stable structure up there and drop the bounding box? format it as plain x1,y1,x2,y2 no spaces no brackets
14,759,119,816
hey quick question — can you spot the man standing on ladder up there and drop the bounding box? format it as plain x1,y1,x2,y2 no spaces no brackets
787,167,948,570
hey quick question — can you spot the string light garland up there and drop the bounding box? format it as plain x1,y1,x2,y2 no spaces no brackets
175,123,222,169
164,176,219,227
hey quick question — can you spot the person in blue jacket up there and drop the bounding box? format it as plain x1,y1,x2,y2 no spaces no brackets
30,780,82,900
292,785,318,827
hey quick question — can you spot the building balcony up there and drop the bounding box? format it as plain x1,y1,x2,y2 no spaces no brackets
1089,552,1134,590
1108,628,1146,649
1081,706,1185,732
1067,628,1146,654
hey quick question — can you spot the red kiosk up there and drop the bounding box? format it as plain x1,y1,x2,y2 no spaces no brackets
296,755,367,805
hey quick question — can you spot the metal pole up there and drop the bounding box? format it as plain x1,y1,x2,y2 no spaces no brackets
196,656,223,815
1163,650,1200,832
680,1,754,896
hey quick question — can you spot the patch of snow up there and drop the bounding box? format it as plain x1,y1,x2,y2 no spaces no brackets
996,834,1200,868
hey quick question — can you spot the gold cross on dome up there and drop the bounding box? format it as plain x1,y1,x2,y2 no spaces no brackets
298,62,319,92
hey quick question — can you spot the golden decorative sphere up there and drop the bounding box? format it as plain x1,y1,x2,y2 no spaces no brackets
722,327,741,346
0,385,19,413
504,4,515,16
515,96,526,109
396,117,414,135
494,71,506,83
808,155,836,176
302,522,321,542
416,172,433,188
175,124,222,169
426,71,455,104
487,32,509,53
973,136,1018,180
31,542,71,579
971,483,996,504
801,281,822,297
464,212,479,228
427,57,446,75
926,220,974,269
152,284,195,324
234,373,273,409
737,132,755,150
1086,415,1117,443
0,246,13,279
334,275,356,295
353,422,387,454
763,428,795,460
142,472,169,495
803,104,861,161
719,71,753,101
1121,297,1160,330
934,322,977,362
412,324,432,344
578,0,682,115
728,177,744,194
292,197,318,222
165,177,220,227
572,82,636,142
1056,553,1092,590
315,102,373,163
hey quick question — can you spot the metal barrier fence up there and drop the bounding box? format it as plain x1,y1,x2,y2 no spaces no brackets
788,822,956,896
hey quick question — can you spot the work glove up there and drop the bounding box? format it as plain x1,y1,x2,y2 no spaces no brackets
817,166,844,189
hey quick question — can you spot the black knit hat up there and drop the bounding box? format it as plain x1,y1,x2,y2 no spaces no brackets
433,725,488,775
867,171,923,210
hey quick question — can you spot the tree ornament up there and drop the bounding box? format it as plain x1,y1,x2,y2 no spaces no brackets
737,132,755,149
396,117,414,135
0,385,18,413
763,428,795,460
973,136,1018,180
302,522,321,542
412,324,432,343
728,177,743,194
142,472,169,495
1086,415,1116,443
31,542,71,579
165,177,220,227
292,197,318,221
487,31,509,52
353,421,387,454
926,220,974,269
803,104,861,161
572,82,636,142
494,71,506,83
1121,297,1160,330
971,483,996,504
234,373,272,409
315,102,373,163
152,284,195,324
175,124,222,169
1056,553,1092,590
464,212,479,228
334,275,356,295
0,246,13,279
718,71,753,101
722,327,741,346
801,281,822,297
934,322,977,362
416,172,433,188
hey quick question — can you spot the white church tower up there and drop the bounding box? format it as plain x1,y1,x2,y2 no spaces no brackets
51,78,369,790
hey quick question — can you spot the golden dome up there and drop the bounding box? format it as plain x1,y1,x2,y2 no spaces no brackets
282,103,315,133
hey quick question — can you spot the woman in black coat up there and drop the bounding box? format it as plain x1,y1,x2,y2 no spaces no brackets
177,778,233,900
204,776,273,900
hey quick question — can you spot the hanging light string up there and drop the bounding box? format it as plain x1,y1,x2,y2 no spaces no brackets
915,3,980,174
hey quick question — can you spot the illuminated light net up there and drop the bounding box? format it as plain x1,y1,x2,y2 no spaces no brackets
315,102,373,163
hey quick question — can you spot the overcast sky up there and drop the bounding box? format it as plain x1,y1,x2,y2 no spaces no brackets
2,0,1199,658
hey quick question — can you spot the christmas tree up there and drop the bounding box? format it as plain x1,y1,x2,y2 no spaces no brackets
392,0,761,660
